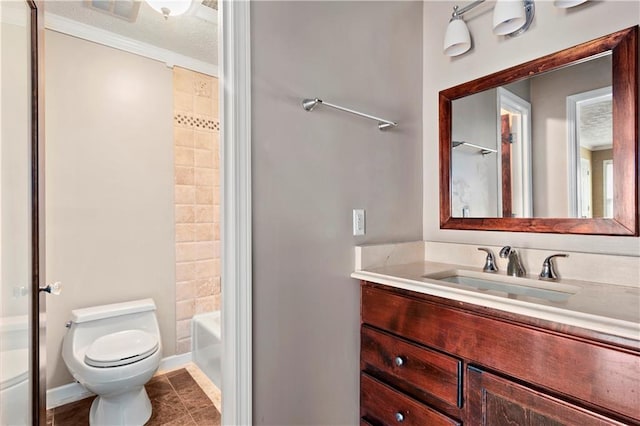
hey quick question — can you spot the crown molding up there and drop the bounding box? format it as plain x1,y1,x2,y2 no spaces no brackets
44,12,218,77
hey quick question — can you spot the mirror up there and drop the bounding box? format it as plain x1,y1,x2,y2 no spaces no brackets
439,26,638,235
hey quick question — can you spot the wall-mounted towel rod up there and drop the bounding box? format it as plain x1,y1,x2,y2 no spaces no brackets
301,98,397,131
452,140,497,155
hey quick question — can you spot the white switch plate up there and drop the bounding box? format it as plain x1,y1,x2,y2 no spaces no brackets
353,209,365,236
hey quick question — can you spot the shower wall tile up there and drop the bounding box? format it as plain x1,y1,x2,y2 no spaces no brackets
195,297,215,314
175,166,195,185
176,300,195,320
177,319,192,340
197,279,215,298
175,146,195,166
176,281,197,301
175,205,195,223
195,168,214,186
174,67,195,94
195,224,214,241
176,224,196,242
213,187,220,205
173,67,220,354
195,149,214,168
176,262,196,282
177,338,191,355
195,260,215,279
213,277,221,295
195,96,213,116
195,241,214,260
175,128,194,147
195,131,213,150
175,186,195,204
195,206,214,223
195,187,214,204
176,243,197,262
175,92,194,113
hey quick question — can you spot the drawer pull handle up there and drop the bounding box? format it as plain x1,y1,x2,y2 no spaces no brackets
395,412,405,422
394,356,404,367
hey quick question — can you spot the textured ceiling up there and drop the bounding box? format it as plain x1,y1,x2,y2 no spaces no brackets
45,0,217,65
579,99,612,151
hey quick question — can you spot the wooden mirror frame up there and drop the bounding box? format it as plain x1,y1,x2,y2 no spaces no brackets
439,26,638,236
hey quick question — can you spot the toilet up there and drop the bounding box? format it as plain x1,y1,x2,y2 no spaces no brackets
62,299,162,426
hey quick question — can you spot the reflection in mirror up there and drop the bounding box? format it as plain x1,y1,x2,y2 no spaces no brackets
440,26,638,235
450,53,612,219
568,86,613,218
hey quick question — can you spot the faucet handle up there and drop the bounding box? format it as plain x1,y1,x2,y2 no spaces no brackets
539,254,568,281
478,248,498,273
499,246,512,258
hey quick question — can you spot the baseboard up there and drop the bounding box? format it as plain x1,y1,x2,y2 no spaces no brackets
45,382,94,410
157,352,193,374
46,352,193,409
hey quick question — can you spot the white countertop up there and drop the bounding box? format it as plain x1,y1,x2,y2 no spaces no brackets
352,260,640,342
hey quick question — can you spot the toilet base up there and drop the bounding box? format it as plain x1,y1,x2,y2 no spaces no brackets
89,386,152,426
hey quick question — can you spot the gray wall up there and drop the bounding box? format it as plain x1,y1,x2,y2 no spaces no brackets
423,1,640,255
251,2,423,424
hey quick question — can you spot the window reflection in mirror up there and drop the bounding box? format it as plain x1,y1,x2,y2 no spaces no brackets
450,53,612,219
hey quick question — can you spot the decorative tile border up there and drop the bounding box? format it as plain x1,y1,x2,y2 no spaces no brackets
175,113,220,131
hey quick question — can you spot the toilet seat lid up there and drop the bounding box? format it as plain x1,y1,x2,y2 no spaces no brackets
84,330,159,368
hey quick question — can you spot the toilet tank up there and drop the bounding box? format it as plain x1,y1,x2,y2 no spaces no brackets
64,299,161,354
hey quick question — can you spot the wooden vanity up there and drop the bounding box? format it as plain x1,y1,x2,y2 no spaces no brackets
360,281,640,425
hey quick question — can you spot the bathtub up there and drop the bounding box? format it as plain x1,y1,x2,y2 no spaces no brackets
1,315,30,426
192,311,221,389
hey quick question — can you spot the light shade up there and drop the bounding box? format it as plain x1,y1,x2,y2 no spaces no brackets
145,0,193,18
444,17,471,57
554,0,587,7
493,0,526,36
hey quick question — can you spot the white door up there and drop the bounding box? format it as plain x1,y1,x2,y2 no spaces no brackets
580,158,592,218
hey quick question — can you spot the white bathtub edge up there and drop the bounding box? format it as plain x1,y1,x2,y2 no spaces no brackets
46,352,193,409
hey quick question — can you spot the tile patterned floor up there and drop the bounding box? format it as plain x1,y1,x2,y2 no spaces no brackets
47,366,221,426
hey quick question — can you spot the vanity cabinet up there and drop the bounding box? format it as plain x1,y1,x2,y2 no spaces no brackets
359,282,640,425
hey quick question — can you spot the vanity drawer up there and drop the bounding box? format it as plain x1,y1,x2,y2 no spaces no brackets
361,373,461,426
362,283,640,422
361,326,462,408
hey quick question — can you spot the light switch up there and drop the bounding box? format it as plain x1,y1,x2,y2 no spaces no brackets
353,209,365,236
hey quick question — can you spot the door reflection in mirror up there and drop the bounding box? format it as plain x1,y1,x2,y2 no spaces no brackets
568,86,613,219
498,87,532,219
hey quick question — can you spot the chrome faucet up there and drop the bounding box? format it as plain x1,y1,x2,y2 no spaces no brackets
499,246,526,277
539,254,568,281
477,248,498,273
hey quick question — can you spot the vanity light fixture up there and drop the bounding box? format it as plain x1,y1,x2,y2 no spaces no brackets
443,0,536,57
145,0,193,19
444,10,472,56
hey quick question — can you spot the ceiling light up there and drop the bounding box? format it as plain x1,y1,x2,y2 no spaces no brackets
145,0,193,19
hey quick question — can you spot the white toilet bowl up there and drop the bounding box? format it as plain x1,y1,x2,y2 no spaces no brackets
62,299,162,426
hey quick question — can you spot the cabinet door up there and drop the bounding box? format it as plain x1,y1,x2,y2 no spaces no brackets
466,367,628,425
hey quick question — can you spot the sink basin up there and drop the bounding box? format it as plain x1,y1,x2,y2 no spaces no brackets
423,270,579,303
